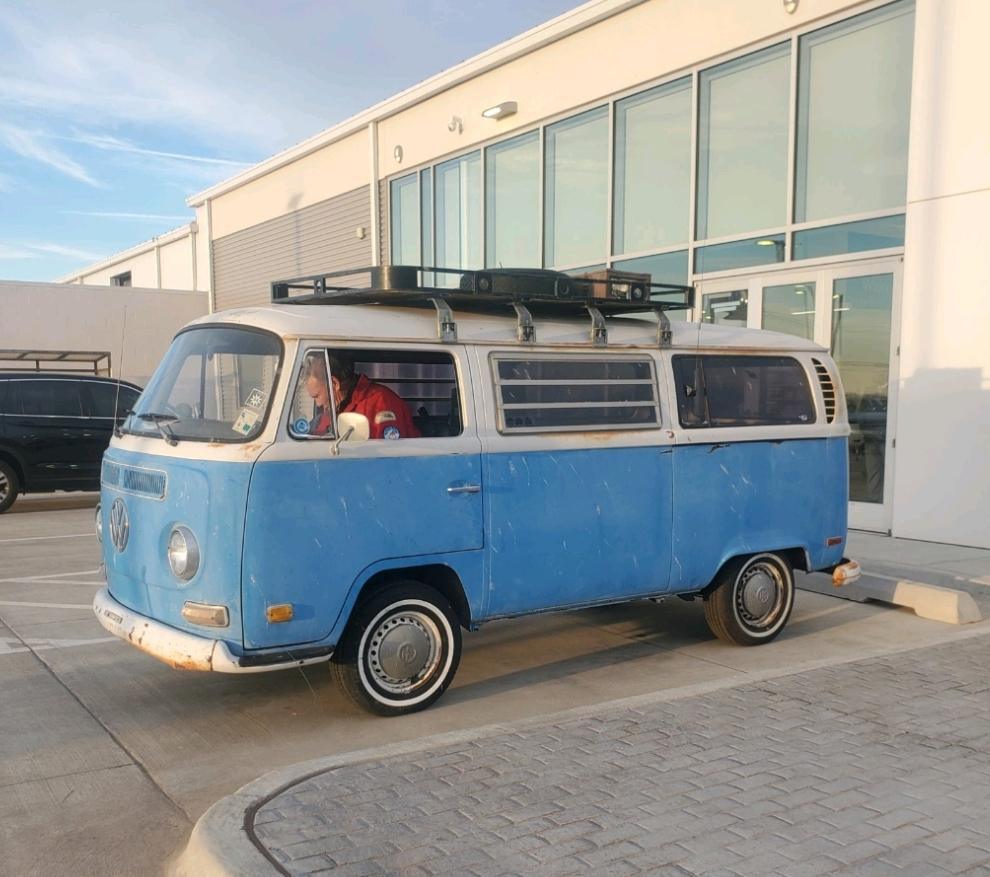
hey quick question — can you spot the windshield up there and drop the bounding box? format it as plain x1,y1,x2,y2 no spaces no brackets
125,326,282,443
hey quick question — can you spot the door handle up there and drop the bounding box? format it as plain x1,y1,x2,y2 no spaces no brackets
447,484,481,495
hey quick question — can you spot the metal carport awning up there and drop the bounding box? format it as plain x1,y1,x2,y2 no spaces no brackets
0,349,112,375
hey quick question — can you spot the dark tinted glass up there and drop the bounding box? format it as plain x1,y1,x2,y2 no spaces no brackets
672,355,814,428
495,356,658,432
0,381,7,414
14,381,83,417
497,360,652,381
504,406,658,430
87,383,138,417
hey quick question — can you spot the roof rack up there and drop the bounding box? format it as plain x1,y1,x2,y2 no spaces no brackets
0,349,112,375
270,265,694,348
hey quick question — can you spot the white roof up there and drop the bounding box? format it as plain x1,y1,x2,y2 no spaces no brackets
191,303,825,352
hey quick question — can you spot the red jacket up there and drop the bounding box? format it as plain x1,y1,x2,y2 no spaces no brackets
313,374,420,439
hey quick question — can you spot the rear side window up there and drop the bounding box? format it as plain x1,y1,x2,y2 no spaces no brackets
85,383,141,418
672,355,814,428
11,380,84,417
492,356,659,433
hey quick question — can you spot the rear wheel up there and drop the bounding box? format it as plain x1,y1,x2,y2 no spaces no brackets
0,461,19,513
704,552,794,645
331,582,461,716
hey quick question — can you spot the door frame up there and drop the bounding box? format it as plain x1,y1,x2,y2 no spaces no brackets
694,255,903,533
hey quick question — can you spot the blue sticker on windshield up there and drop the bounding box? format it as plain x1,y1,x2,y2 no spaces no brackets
383,426,400,440
293,418,310,435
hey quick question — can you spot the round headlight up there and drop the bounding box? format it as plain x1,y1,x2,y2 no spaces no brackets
95,503,103,543
167,526,200,581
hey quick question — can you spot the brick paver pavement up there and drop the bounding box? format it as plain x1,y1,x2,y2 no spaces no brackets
252,635,990,876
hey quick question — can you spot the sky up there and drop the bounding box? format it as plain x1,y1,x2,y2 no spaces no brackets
0,0,580,282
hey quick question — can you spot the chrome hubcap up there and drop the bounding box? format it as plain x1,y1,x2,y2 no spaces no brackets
367,610,441,695
0,472,8,500
736,562,785,630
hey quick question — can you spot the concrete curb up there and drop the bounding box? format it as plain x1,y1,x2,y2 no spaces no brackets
799,574,983,624
170,623,990,877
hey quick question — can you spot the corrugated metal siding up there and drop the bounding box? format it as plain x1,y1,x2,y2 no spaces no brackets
379,178,389,266
213,185,372,311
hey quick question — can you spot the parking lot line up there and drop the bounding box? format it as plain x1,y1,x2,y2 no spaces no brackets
0,568,102,584
0,600,94,609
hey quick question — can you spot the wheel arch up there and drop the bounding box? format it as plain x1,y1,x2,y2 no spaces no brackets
0,447,26,487
702,546,808,598
352,563,472,630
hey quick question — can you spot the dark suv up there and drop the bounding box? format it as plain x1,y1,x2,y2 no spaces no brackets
0,373,142,512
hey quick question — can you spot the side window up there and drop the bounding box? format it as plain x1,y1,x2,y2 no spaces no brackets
13,381,84,417
84,382,139,418
492,356,660,433
0,381,7,414
672,355,815,428
288,348,461,440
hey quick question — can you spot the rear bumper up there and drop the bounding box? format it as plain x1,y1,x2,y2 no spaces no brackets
822,557,862,587
92,588,333,674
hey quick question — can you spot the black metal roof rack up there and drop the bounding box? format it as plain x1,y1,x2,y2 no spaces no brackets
270,265,694,347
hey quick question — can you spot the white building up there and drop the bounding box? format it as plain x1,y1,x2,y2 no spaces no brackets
59,0,990,549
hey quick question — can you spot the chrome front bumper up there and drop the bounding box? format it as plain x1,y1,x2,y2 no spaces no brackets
92,588,332,674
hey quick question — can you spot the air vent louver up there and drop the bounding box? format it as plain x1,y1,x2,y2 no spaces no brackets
812,358,836,423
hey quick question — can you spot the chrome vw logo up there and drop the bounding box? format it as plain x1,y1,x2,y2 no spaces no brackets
109,498,129,553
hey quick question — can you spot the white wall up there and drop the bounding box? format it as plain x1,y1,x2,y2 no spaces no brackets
894,0,990,548
0,281,207,387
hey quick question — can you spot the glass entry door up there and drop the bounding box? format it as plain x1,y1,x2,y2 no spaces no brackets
696,257,901,532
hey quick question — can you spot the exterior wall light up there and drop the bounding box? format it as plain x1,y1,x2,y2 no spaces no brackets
783,0,798,13
482,101,518,120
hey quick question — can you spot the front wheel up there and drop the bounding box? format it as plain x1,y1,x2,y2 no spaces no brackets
0,461,20,513
331,582,462,716
704,552,794,646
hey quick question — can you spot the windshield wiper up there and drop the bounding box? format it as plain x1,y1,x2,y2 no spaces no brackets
136,412,180,446
113,409,134,439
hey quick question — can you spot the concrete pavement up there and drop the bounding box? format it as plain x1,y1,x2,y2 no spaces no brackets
174,531,990,876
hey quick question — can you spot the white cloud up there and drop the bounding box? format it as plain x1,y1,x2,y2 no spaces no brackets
26,242,104,262
0,124,99,187
0,244,37,260
69,132,250,169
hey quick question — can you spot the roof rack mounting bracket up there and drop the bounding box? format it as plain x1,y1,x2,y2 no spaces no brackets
512,303,536,343
586,306,607,347
430,297,457,343
657,310,672,348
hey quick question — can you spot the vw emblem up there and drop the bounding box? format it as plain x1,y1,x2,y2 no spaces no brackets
109,498,129,553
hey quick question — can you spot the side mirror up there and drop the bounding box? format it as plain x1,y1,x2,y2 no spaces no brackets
337,412,370,441
331,412,370,455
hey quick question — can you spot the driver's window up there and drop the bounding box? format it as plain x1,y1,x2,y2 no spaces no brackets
288,349,335,439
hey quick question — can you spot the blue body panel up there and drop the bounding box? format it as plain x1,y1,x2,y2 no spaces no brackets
100,448,250,653
483,446,674,617
670,437,848,588
241,451,484,648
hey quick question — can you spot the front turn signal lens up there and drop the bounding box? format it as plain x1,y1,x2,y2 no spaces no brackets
266,603,294,623
833,560,862,587
181,601,229,628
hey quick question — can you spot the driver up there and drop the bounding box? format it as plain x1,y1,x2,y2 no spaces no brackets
305,353,420,439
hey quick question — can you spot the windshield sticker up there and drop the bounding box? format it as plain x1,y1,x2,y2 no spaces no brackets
244,388,267,410
232,407,262,435
293,417,310,435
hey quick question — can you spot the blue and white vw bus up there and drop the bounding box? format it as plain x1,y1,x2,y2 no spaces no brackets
94,267,859,715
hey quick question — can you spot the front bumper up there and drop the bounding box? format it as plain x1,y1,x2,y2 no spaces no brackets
92,588,333,674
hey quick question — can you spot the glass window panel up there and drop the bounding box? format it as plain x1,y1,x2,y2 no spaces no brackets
86,382,139,418
696,44,790,240
762,282,816,341
795,3,915,222
389,174,419,265
831,273,893,504
420,168,433,266
702,289,748,326
435,152,482,284
544,107,608,268
15,381,83,417
613,78,691,255
672,355,815,428
613,251,690,321
695,235,784,274
486,131,540,268
793,214,905,260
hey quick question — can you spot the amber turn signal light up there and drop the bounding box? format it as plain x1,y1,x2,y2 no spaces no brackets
266,603,294,623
